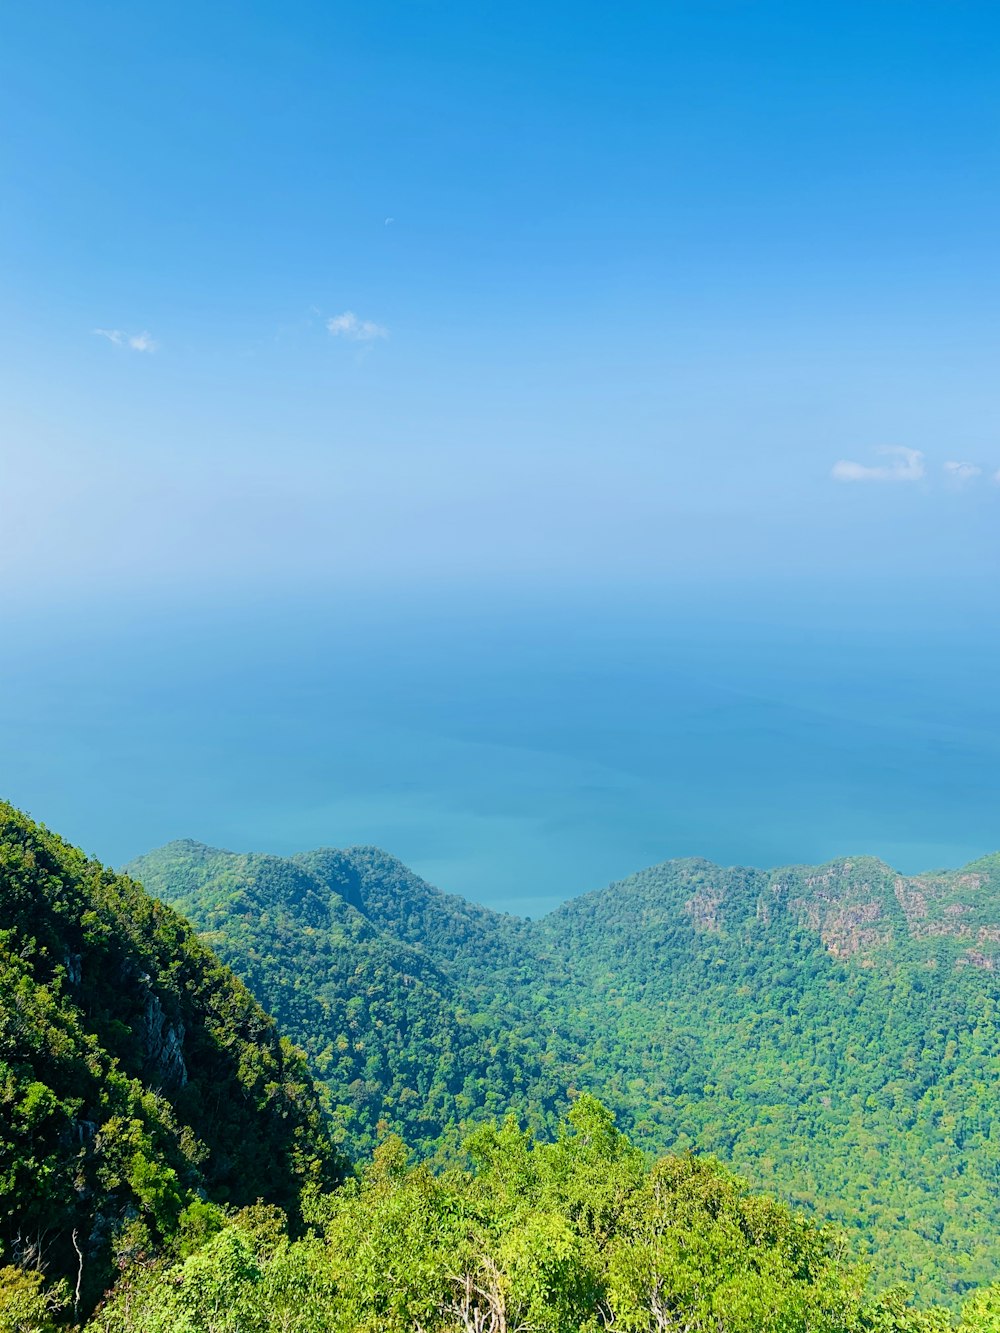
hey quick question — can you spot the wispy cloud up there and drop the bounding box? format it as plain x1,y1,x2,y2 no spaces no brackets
127,331,157,352
93,328,159,352
326,311,388,342
831,446,925,483
943,460,983,485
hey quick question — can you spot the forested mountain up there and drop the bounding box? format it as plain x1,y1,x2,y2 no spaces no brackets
0,804,342,1318
127,841,570,1158
7,802,1000,1330
529,856,1000,1302
132,840,1000,1307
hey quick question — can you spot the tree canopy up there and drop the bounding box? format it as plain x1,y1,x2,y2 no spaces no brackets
133,839,1000,1305
0,803,343,1316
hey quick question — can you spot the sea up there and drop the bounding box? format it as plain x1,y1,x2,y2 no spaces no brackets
3,577,999,916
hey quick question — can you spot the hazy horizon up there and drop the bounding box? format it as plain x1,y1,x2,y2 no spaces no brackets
4,576,998,915
2,3,999,912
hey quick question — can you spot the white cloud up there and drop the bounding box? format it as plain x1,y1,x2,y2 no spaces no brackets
831,446,925,483
943,460,982,484
127,331,158,352
93,327,158,352
326,311,388,342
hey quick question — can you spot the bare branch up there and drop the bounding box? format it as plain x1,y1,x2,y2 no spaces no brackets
71,1228,84,1320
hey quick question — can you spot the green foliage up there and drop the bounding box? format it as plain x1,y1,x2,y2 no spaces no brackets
0,1265,67,1333
128,841,571,1159
960,1282,1000,1331
175,1200,227,1258
90,1100,944,1333
0,803,344,1316
133,840,1000,1306
857,1286,954,1331
528,857,1000,1305
14,803,1000,1329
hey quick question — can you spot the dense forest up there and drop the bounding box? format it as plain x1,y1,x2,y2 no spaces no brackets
132,840,1000,1306
0,803,342,1321
127,841,569,1158
83,1097,976,1333
6,803,1000,1328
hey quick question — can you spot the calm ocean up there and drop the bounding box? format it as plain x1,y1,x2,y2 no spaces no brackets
4,578,999,916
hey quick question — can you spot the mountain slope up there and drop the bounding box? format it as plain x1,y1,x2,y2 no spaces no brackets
128,841,573,1157
132,838,1000,1305
0,804,342,1313
528,855,1000,1300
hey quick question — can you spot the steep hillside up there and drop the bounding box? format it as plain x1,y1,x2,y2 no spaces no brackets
529,855,1000,1300
0,804,342,1314
133,838,1000,1305
128,842,573,1157
290,846,546,999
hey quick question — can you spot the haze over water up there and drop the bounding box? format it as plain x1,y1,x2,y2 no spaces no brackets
4,578,998,917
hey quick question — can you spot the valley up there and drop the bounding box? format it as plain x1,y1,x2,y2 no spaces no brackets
131,838,1000,1305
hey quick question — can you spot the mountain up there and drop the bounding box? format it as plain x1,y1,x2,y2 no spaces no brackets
0,803,342,1315
129,838,1000,1306
127,841,572,1158
529,855,1000,1301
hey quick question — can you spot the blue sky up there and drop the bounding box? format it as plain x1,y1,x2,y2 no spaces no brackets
3,4,1000,899
2,0,1000,601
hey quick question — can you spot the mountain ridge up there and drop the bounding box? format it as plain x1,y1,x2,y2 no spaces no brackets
127,836,1000,1304
0,803,343,1316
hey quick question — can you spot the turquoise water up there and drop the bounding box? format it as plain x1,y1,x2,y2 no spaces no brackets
3,580,999,915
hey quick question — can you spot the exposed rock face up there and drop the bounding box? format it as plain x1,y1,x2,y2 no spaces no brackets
69,952,190,1089
140,990,188,1090
818,902,890,958
961,950,995,970
781,865,894,958
685,886,726,932
0,799,344,1318
894,877,928,923
679,857,1000,967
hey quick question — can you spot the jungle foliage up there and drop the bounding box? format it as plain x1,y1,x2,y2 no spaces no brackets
0,803,343,1317
86,1097,975,1333
132,841,1000,1306
7,804,1000,1327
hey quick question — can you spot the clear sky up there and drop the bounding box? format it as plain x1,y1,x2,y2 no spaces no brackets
2,0,1000,599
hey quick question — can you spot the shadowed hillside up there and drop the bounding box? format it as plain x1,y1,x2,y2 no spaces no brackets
0,804,343,1314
